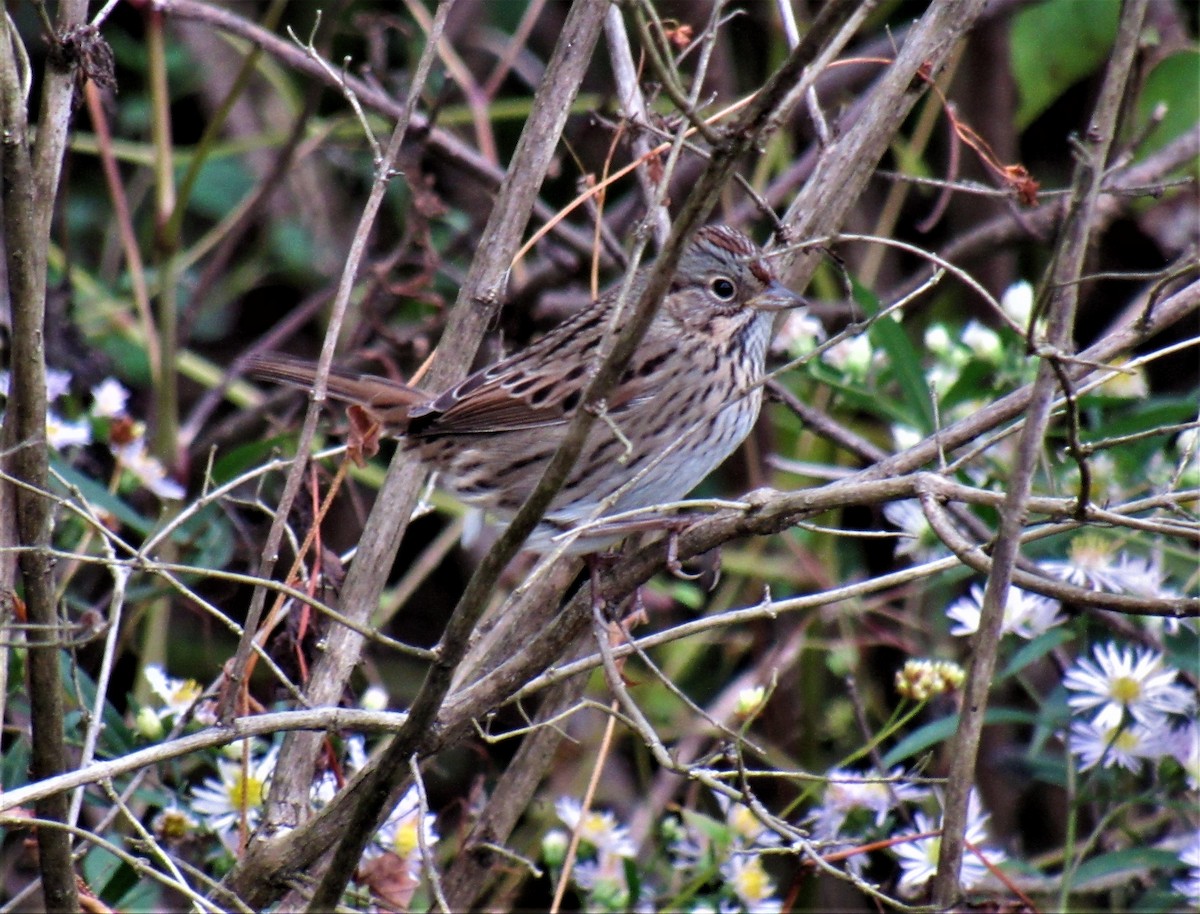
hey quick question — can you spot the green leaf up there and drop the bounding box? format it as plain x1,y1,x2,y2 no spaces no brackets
209,433,297,486
51,458,157,536
81,845,124,898
62,653,138,759
1135,50,1200,157
679,807,729,847
882,707,1037,768
938,359,994,413
1021,749,1070,788
871,316,936,434
186,156,254,220
850,278,936,434
1165,628,1200,679
176,504,235,572
1,737,31,791
269,221,319,279
808,368,920,427
997,627,1075,682
1072,847,1183,890
1010,0,1120,129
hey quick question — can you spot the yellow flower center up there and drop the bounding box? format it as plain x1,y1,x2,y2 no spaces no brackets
734,857,773,902
1068,532,1116,569
170,679,203,706
1111,728,1140,752
159,809,191,840
1110,675,1141,704
393,818,419,858
730,804,762,840
228,773,263,810
581,811,609,843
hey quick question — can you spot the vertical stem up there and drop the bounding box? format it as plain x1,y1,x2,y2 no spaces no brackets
139,6,180,695
147,5,179,461
0,3,87,909
931,0,1149,905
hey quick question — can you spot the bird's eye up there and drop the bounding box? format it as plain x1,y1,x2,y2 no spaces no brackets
709,277,737,301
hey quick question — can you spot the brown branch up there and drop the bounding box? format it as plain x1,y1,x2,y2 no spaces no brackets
879,127,1200,317
441,665,592,909
157,0,604,261
241,0,452,856
932,0,1151,904
313,1,870,906
226,1,616,907
766,378,889,465
777,0,992,276
0,3,89,910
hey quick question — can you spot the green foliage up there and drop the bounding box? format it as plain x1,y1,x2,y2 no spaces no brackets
3,1,1196,910
1073,848,1185,890
1010,0,1121,129
1136,50,1200,156
883,707,1039,768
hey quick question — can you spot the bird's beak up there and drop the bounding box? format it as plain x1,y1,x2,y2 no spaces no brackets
749,279,810,312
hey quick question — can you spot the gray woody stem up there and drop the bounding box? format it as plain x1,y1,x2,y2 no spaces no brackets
263,1,615,908
931,0,1151,905
252,0,452,832
0,2,90,910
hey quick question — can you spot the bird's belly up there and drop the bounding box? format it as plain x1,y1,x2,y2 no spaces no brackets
414,384,763,551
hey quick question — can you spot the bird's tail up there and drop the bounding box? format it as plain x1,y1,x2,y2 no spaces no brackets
247,353,427,426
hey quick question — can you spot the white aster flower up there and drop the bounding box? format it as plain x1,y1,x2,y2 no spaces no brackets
715,792,783,850
1168,722,1200,790
927,362,957,396
810,768,929,840
891,425,922,452
1041,534,1172,598
892,810,942,897
961,320,1002,362
113,440,185,499
555,797,636,858
891,791,1005,898
190,746,278,837
773,309,825,358
46,367,73,402
143,664,205,720
359,684,389,711
152,804,199,843
134,706,165,740
1000,281,1034,326
1063,642,1194,729
368,784,439,875
946,584,1066,640
1175,841,1200,907
1068,716,1171,772
662,814,706,866
734,685,768,720
883,499,946,562
572,854,629,907
46,412,92,449
924,323,953,356
822,334,872,380
542,828,570,867
722,853,782,913
1097,358,1149,399
90,377,130,417
1178,426,1200,457
1109,553,1174,598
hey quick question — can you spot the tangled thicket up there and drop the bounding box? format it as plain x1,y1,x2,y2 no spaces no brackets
0,1,1197,911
